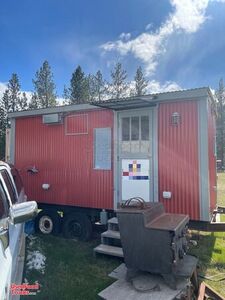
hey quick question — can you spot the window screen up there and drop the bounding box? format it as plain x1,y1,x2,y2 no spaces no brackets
94,128,111,170
66,114,88,135
141,116,149,141
131,117,139,141
122,118,130,141
1,170,17,204
121,115,150,153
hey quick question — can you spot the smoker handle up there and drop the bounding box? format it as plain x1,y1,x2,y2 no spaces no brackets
122,197,146,209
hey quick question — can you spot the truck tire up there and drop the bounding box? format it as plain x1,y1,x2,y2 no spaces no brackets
35,209,61,235
62,213,92,241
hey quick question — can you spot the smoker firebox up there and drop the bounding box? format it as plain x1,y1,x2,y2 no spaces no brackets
116,198,189,289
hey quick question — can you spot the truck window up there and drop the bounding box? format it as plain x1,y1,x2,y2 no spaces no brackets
0,170,17,204
0,183,9,218
10,167,23,195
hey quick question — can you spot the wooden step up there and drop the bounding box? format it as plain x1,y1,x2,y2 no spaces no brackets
108,217,118,224
101,230,121,240
94,244,124,258
108,217,119,231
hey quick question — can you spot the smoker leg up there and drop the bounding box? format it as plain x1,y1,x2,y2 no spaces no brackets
162,273,177,290
126,268,139,282
191,268,199,293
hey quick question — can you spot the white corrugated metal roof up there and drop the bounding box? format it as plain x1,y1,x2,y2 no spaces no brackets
8,87,214,117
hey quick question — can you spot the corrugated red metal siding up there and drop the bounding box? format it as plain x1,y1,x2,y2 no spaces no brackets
158,101,200,220
15,109,114,210
66,114,88,134
208,104,217,212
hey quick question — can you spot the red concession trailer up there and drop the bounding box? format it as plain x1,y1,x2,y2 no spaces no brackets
8,87,217,239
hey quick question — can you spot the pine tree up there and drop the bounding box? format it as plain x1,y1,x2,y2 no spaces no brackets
29,93,40,109
0,98,6,134
110,62,128,98
0,90,10,159
93,70,106,101
216,78,225,167
134,66,148,96
86,74,95,102
0,96,7,159
2,89,10,114
69,65,89,104
33,60,57,108
8,73,20,112
0,73,27,159
18,92,28,110
84,72,106,102
62,85,70,104
1,89,10,126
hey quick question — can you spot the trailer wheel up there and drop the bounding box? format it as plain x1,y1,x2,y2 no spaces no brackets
62,213,92,241
35,210,61,235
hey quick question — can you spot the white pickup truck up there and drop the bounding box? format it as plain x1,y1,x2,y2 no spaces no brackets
0,161,37,300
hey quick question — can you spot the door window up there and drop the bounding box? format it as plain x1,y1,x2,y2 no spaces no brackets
121,115,150,153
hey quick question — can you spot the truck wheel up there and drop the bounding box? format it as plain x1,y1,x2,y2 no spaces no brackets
35,210,61,235
62,213,92,241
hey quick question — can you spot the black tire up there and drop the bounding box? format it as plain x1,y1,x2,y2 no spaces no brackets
35,209,61,235
62,213,92,241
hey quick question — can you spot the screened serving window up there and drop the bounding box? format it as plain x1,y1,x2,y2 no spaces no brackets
121,115,150,153
0,170,17,204
94,128,111,170
65,114,88,135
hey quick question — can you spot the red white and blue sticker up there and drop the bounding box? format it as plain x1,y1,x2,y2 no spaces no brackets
122,160,149,180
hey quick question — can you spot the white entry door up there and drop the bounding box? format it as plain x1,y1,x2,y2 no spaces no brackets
118,110,153,202
122,159,150,201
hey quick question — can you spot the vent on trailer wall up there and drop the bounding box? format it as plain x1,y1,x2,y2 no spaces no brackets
42,113,62,124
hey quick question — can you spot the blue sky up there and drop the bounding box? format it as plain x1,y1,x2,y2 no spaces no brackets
1,0,225,97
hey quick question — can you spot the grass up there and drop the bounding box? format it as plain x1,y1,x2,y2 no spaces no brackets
217,172,225,221
21,234,121,300
22,173,225,299
217,172,225,207
189,231,225,296
188,172,225,297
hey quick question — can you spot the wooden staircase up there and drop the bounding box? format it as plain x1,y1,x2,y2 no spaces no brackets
94,217,124,258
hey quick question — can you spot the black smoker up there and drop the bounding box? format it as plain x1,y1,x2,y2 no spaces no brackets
117,198,189,289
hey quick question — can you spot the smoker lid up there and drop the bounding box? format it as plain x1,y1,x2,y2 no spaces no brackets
116,202,163,214
146,213,189,232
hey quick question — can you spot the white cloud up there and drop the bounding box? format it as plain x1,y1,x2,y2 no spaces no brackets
130,79,181,96
119,32,131,41
146,80,181,94
145,23,153,31
100,0,220,75
171,0,209,33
